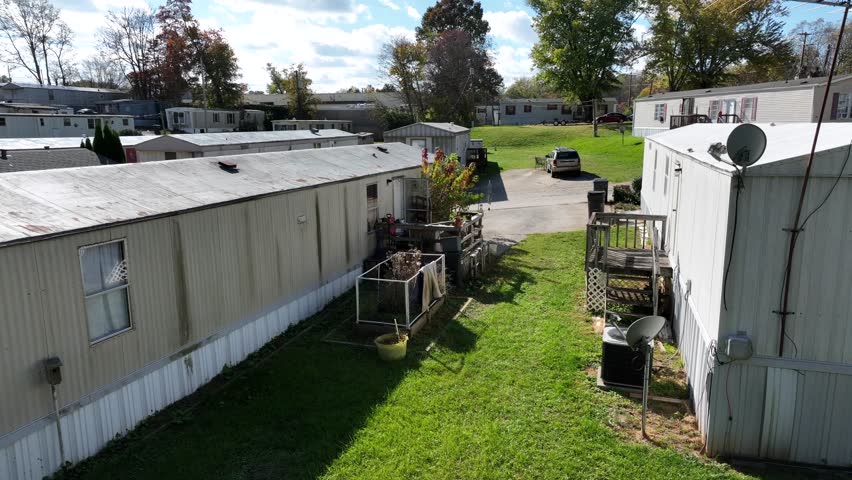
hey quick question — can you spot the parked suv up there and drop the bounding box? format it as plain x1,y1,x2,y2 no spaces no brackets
546,147,581,177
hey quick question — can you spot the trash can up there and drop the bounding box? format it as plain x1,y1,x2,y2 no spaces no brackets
592,178,609,202
588,190,606,218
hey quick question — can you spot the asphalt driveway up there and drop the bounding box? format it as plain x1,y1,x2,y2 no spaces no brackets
475,169,599,252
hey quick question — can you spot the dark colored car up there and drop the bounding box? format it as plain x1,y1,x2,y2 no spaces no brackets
595,112,629,124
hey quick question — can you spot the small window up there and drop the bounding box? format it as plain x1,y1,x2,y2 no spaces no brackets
39,118,44,127
547,104,557,110
367,183,378,232
523,105,532,113
88,119,95,129
0,117,5,126
654,103,667,122
561,104,571,115
476,107,486,113
164,152,177,160
63,117,71,127
79,240,131,343
226,113,235,123
839,94,852,119
505,105,516,115
213,113,220,122
122,118,128,126
313,142,321,149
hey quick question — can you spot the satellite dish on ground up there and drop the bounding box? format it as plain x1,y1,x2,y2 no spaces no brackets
726,123,766,167
625,315,666,348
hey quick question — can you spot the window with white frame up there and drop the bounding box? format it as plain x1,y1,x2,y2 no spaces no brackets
213,112,220,122
367,183,378,232
80,240,131,343
313,142,321,149
654,104,666,122
837,93,852,119
709,100,721,121
741,97,758,121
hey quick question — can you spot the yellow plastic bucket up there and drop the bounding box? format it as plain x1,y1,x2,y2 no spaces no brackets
375,333,408,361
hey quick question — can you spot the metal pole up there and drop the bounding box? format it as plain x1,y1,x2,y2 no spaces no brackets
642,342,651,438
51,385,66,466
798,32,811,78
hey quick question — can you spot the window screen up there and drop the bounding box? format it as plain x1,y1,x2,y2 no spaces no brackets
80,240,131,343
367,183,379,232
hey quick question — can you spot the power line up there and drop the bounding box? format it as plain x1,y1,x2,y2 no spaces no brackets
727,0,754,15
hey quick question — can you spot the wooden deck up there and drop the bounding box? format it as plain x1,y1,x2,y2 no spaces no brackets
587,247,672,277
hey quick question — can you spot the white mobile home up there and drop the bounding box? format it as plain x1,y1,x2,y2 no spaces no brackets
0,83,127,110
383,122,470,163
128,129,358,162
272,119,353,132
633,74,852,137
0,143,425,479
476,97,617,125
165,107,265,133
0,113,134,138
642,123,852,466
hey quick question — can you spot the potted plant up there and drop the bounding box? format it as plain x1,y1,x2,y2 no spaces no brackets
453,212,464,229
375,318,408,361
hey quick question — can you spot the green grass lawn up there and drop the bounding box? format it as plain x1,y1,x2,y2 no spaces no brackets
57,231,754,480
472,124,644,183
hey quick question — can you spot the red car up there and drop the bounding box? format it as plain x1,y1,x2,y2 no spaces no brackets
595,112,629,124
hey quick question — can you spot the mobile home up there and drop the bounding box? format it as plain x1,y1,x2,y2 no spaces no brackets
128,129,358,162
165,107,265,133
0,143,425,479
272,119,353,132
0,113,134,138
0,83,127,110
641,123,852,466
632,74,852,137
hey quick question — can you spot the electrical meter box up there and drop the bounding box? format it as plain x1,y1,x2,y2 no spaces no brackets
724,333,753,361
44,357,63,385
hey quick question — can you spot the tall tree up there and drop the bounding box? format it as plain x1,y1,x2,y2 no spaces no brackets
416,0,489,47
153,0,198,103
266,63,316,119
99,8,157,98
75,57,128,89
0,0,64,85
378,36,428,120
530,0,638,117
504,76,558,98
195,30,243,107
49,22,73,85
646,0,790,90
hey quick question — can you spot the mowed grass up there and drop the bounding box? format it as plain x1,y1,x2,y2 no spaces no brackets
57,232,752,480
472,124,645,183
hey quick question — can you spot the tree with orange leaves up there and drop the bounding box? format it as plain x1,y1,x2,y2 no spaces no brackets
421,147,482,222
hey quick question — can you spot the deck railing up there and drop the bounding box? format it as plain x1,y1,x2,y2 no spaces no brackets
670,114,711,130
585,212,667,271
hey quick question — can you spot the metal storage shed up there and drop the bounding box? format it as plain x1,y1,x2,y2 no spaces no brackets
0,143,424,480
641,123,852,466
383,122,471,164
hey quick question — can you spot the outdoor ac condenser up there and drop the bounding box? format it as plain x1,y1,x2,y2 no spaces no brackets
601,326,649,389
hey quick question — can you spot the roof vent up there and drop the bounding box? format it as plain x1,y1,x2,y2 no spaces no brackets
43,145,49,150
310,127,319,134
218,160,238,172
376,146,389,154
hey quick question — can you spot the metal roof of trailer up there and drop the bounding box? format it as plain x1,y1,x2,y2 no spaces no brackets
0,142,424,247
384,122,470,137
138,129,357,148
636,74,852,102
648,123,852,176
0,136,155,150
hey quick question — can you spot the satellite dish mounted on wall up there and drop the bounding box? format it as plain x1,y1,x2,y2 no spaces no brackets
726,123,766,168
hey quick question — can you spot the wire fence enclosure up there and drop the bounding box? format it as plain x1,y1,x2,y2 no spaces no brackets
356,253,447,331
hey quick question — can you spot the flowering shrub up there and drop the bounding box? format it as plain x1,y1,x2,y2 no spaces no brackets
421,147,483,221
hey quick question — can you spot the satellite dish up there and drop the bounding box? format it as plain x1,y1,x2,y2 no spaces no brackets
625,315,666,348
726,123,766,167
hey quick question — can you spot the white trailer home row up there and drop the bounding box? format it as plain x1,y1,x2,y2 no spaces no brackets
0,113,135,138
0,143,425,480
127,129,359,162
632,74,852,137
165,107,265,133
641,123,852,466
272,119,353,132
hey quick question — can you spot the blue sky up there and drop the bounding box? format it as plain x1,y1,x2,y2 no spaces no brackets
35,0,852,93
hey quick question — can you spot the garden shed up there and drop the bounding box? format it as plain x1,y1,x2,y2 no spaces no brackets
641,123,852,466
0,143,424,480
383,122,470,164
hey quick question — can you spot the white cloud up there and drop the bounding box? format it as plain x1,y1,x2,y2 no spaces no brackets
406,5,419,19
493,45,536,85
484,10,536,45
379,0,400,10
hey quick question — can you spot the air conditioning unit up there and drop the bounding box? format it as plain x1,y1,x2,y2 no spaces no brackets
600,326,650,389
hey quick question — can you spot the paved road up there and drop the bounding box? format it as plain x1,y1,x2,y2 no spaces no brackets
474,169,599,252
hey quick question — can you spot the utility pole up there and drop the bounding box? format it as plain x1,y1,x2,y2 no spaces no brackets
823,44,834,75
798,31,811,78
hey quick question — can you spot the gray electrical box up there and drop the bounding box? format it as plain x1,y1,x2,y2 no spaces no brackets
44,357,63,385
724,333,753,361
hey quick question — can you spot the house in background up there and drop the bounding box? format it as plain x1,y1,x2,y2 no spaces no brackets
0,113,134,138
0,103,70,114
632,74,852,137
641,123,852,466
0,143,425,480
165,107,265,133
97,99,161,130
272,119,353,132
128,129,359,162
476,97,617,126
383,122,470,163
0,83,127,111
